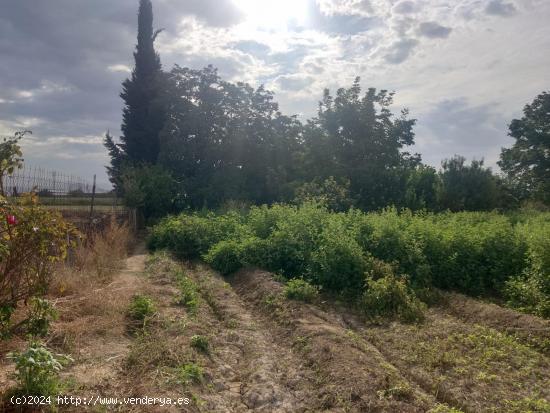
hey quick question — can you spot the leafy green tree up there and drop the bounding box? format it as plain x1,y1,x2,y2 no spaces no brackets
404,165,439,210
105,0,166,190
0,131,26,196
158,65,302,208
294,176,354,211
437,155,501,211
121,165,180,220
303,78,419,210
499,91,550,203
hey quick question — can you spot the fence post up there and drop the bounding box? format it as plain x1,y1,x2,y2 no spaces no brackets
89,174,96,220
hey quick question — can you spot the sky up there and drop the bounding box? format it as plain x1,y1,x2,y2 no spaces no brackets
0,0,549,189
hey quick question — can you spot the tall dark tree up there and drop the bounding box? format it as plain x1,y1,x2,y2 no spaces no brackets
105,0,165,189
499,91,550,203
437,155,501,211
303,78,419,210
158,65,302,208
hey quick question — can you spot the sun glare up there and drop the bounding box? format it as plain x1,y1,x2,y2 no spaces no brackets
232,0,309,29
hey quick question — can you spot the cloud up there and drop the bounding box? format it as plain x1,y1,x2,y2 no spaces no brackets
392,1,417,14
414,98,506,167
418,21,452,38
383,38,418,64
107,64,132,73
485,0,517,17
275,74,314,91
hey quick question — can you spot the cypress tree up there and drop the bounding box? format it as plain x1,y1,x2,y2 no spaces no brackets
105,0,165,189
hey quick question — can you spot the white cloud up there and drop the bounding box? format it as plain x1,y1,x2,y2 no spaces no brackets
107,64,132,73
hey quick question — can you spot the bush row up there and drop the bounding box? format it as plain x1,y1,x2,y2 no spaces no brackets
148,204,550,318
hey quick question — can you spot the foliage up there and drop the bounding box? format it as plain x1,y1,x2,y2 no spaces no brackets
0,131,26,196
499,91,550,204
294,176,354,212
7,342,72,396
158,65,302,208
105,0,166,190
437,156,501,211
24,297,58,338
178,362,203,385
404,165,439,211
0,193,76,333
283,279,319,303
150,204,550,318
121,164,180,220
174,271,199,313
362,270,426,323
127,294,156,329
148,211,245,259
190,335,209,353
303,79,419,210
203,239,244,275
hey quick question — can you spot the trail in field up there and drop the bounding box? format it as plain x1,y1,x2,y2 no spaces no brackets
224,268,436,412
54,243,148,404
52,250,550,413
185,263,319,412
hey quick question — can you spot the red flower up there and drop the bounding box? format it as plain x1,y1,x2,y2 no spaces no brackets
6,215,17,226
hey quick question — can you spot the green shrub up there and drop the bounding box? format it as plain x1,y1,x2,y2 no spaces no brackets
309,224,368,292
0,192,77,331
362,270,426,323
178,362,203,385
190,335,209,353
149,205,550,318
7,342,72,396
284,279,319,303
127,295,156,328
24,297,58,338
203,239,244,275
355,209,431,289
505,273,550,318
148,212,245,259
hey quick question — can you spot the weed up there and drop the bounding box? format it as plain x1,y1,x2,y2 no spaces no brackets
363,272,426,323
190,335,209,353
377,383,413,401
427,404,465,413
178,363,204,385
503,397,550,413
7,342,72,396
284,279,319,303
25,297,58,338
174,274,199,314
127,294,156,329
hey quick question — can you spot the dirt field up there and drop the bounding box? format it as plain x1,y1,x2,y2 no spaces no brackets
1,246,549,412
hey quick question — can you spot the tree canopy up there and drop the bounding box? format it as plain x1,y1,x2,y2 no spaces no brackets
104,1,549,217
499,91,550,203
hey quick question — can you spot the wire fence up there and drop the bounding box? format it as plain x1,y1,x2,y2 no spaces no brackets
2,165,137,232
4,165,110,197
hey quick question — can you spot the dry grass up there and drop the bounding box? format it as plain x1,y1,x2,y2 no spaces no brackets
50,221,131,297
44,223,136,352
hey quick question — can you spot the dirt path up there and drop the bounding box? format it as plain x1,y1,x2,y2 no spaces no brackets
183,263,319,412
51,244,149,409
